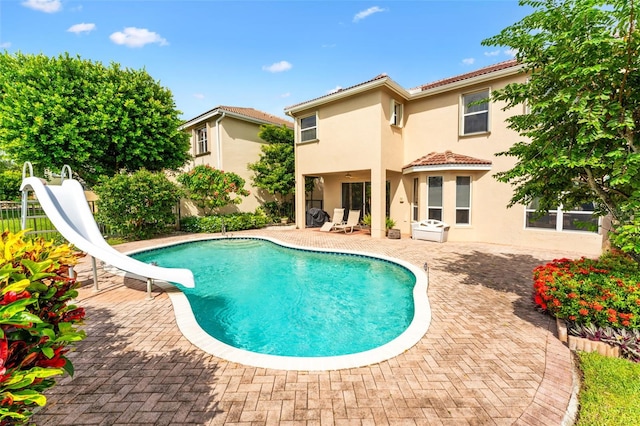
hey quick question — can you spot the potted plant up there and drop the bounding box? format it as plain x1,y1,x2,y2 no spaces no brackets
386,217,400,239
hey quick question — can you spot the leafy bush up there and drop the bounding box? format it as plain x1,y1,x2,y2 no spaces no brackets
94,170,181,240
533,253,640,329
180,212,269,233
0,171,21,202
0,230,85,424
177,165,249,216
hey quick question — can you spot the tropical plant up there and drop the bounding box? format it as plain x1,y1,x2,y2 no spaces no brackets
385,217,396,230
533,254,640,329
177,165,250,216
0,230,85,424
483,0,640,262
569,323,640,362
94,170,181,240
0,52,191,187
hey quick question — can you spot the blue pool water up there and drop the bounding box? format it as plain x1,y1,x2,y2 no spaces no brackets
132,238,416,357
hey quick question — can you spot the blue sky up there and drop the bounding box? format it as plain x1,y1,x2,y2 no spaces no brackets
1,0,531,121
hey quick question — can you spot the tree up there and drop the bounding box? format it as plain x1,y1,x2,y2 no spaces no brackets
482,0,640,261
94,170,182,240
177,165,250,216
0,52,191,187
248,125,295,198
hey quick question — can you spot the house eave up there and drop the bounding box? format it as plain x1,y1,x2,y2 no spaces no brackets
285,78,409,116
402,164,493,174
180,109,291,130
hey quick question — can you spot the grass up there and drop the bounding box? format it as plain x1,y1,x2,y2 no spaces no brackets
577,351,640,425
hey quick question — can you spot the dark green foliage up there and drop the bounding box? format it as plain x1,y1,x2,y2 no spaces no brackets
248,124,295,200
93,170,181,240
0,52,191,187
483,0,640,261
180,212,269,233
177,165,250,215
0,171,21,201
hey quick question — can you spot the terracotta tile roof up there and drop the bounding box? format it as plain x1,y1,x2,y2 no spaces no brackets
403,150,492,169
414,59,520,92
217,106,293,127
285,74,389,111
184,106,292,128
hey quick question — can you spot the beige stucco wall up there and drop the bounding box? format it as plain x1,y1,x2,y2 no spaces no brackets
182,116,276,215
403,74,603,255
292,72,605,255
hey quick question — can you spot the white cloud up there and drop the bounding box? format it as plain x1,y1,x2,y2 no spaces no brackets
321,43,336,48
262,61,292,73
280,92,291,98
353,6,387,23
67,23,96,34
0,42,11,49
21,0,61,13
484,50,501,57
327,86,342,94
504,48,518,57
109,27,168,48
193,93,205,100
462,58,475,65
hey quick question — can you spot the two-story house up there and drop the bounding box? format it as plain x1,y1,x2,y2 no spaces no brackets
180,106,293,214
284,60,606,255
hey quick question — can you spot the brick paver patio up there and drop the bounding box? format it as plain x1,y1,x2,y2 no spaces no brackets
32,229,582,425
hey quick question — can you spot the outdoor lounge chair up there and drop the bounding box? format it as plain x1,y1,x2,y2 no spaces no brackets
319,208,345,232
332,209,361,234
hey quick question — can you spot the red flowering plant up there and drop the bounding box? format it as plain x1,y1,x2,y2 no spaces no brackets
0,230,86,425
533,253,640,330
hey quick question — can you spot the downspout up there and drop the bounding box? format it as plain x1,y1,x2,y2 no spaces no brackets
215,111,226,169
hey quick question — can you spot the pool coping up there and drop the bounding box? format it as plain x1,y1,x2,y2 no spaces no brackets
116,235,431,371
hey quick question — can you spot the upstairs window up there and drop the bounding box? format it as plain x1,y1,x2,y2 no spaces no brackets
300,114,317,142
461,89,489,135
390,100,403,127
196,127,208,154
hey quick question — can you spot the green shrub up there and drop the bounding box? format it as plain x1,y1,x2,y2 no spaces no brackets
533,253,640,329
180,212,269,233
177,165,249,216
0,230,85,424
94,170,181,240
0,171,21,202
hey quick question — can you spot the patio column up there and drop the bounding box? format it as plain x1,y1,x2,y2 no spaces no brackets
295,171,306,229
370,167,386,238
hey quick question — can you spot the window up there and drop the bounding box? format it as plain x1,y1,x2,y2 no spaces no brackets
196,127,208,154
456,176,471,224
412,178,419,221
525,200,599,232
300,114,317,142
461,89,489,135
427,176,443,221
390,100,403,127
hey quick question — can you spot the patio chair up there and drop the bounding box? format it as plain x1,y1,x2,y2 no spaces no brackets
332,209,361,234
319,208,345,232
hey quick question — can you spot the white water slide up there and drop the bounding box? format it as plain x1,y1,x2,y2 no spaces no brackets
20,172,195,289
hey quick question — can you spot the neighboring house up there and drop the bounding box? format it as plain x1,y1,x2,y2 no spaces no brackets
284,60,606,255
179,106,293,214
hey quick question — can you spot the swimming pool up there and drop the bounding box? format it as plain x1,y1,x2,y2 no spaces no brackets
125,236,431,370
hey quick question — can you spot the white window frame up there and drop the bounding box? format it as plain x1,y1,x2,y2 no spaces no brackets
412,177,419,221
455,176,471,225
196,126,208,155
299,113,318,143
460,88,490,136
524,201,600,233
390,99,403,127
427,176,443,221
